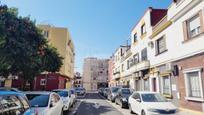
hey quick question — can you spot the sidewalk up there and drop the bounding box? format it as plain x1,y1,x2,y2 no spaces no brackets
177,108,204,115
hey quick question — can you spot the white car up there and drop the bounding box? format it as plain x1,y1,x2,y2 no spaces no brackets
70,88,77,106
128,91,178,115
25,91,64,115
53,89,72,111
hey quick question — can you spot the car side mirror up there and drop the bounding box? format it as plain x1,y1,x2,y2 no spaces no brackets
135,99,141,102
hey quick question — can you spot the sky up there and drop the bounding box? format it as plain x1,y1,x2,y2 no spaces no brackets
1,0,172,73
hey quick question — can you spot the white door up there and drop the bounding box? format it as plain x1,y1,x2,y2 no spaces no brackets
131,93,141,114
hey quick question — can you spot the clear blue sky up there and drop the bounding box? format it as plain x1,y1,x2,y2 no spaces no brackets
1,0,172,73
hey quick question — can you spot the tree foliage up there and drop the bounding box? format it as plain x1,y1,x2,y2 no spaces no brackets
0,5,63,86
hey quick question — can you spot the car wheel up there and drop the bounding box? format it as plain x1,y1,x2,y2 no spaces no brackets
129,104,134,114
141,110,146,115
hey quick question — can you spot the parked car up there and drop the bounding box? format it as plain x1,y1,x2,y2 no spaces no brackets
52,89,72,111
107,87,120,102
103,88,110,98
115,88,132,108
70,88,77,105
25,91,64,115
98,88,104,95
75,87,86,96
0,87,23,92
128,91,178,115
0,91,32,115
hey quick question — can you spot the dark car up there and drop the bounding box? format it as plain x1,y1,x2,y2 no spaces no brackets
98,88,104,95
103,88,110,98
115,88,132,108
0,91,32,115
107,87,120,102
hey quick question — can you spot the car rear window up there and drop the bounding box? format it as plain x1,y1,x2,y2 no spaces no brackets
53,91,68,97
141,93,167,102
121,89,131,94
0,95,27,115
111,87,119,93
26,94,49,107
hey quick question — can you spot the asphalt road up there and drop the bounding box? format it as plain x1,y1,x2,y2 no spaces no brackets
75,93,123,115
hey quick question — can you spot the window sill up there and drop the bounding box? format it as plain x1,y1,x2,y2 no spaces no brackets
155,49,168,56
182,32,204,44
185,97,204,102
141,33,147,39
163,94,173,99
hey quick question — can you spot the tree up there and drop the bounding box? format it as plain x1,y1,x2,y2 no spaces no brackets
0,5,63,90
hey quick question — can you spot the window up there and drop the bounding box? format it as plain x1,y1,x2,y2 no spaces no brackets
183,11,204,40
43,30,49,38
174,0,182,4
133,53,139,64
127,60,130,70
184,69,203,100
132,93,140,100
188,14,201,38
141,24,146,35
40,79,46,86
144,79,149,91
121,64,124,72
133,33,137,43
141,48,147,61
161,76,171,95
156,36,167,55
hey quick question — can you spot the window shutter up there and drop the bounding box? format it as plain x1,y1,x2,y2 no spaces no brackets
155,40,158,55
199,10,204,33
182,21,188,41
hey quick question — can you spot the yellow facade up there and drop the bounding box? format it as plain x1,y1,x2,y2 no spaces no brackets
38,25,75,88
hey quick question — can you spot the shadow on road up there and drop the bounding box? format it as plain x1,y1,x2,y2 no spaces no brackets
76,101,120,115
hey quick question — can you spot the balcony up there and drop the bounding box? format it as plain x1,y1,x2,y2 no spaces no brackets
113,71,120,80
136,60,150,71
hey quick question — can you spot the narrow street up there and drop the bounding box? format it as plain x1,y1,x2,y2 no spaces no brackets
75,93,123,115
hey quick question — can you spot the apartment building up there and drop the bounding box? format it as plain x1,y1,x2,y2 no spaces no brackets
110,0,204,112
108,56,114,87
74,72,82,88
112,46,130,87
37,24,75,89
83,57,109,91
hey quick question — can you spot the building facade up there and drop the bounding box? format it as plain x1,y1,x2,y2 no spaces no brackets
108,56,114,87
110,0,204,113
38,25,75,89
74,72,83,88
83,57,109,91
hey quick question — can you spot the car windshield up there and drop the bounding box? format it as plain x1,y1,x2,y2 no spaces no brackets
121,89,131,94
111,87,119,93
53,91,68,97
26,94,49,107
141,93,167,102
76,88,84,91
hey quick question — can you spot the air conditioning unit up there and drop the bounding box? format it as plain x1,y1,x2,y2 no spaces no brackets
148,41,154,48
166,63,173,71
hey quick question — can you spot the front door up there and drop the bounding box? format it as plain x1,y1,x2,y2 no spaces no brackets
152,78,157,92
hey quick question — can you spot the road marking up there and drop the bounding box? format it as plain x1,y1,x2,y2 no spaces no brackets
93,102,100,109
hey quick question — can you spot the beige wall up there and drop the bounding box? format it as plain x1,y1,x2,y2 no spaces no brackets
82,57,109,90
38,25,75,88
